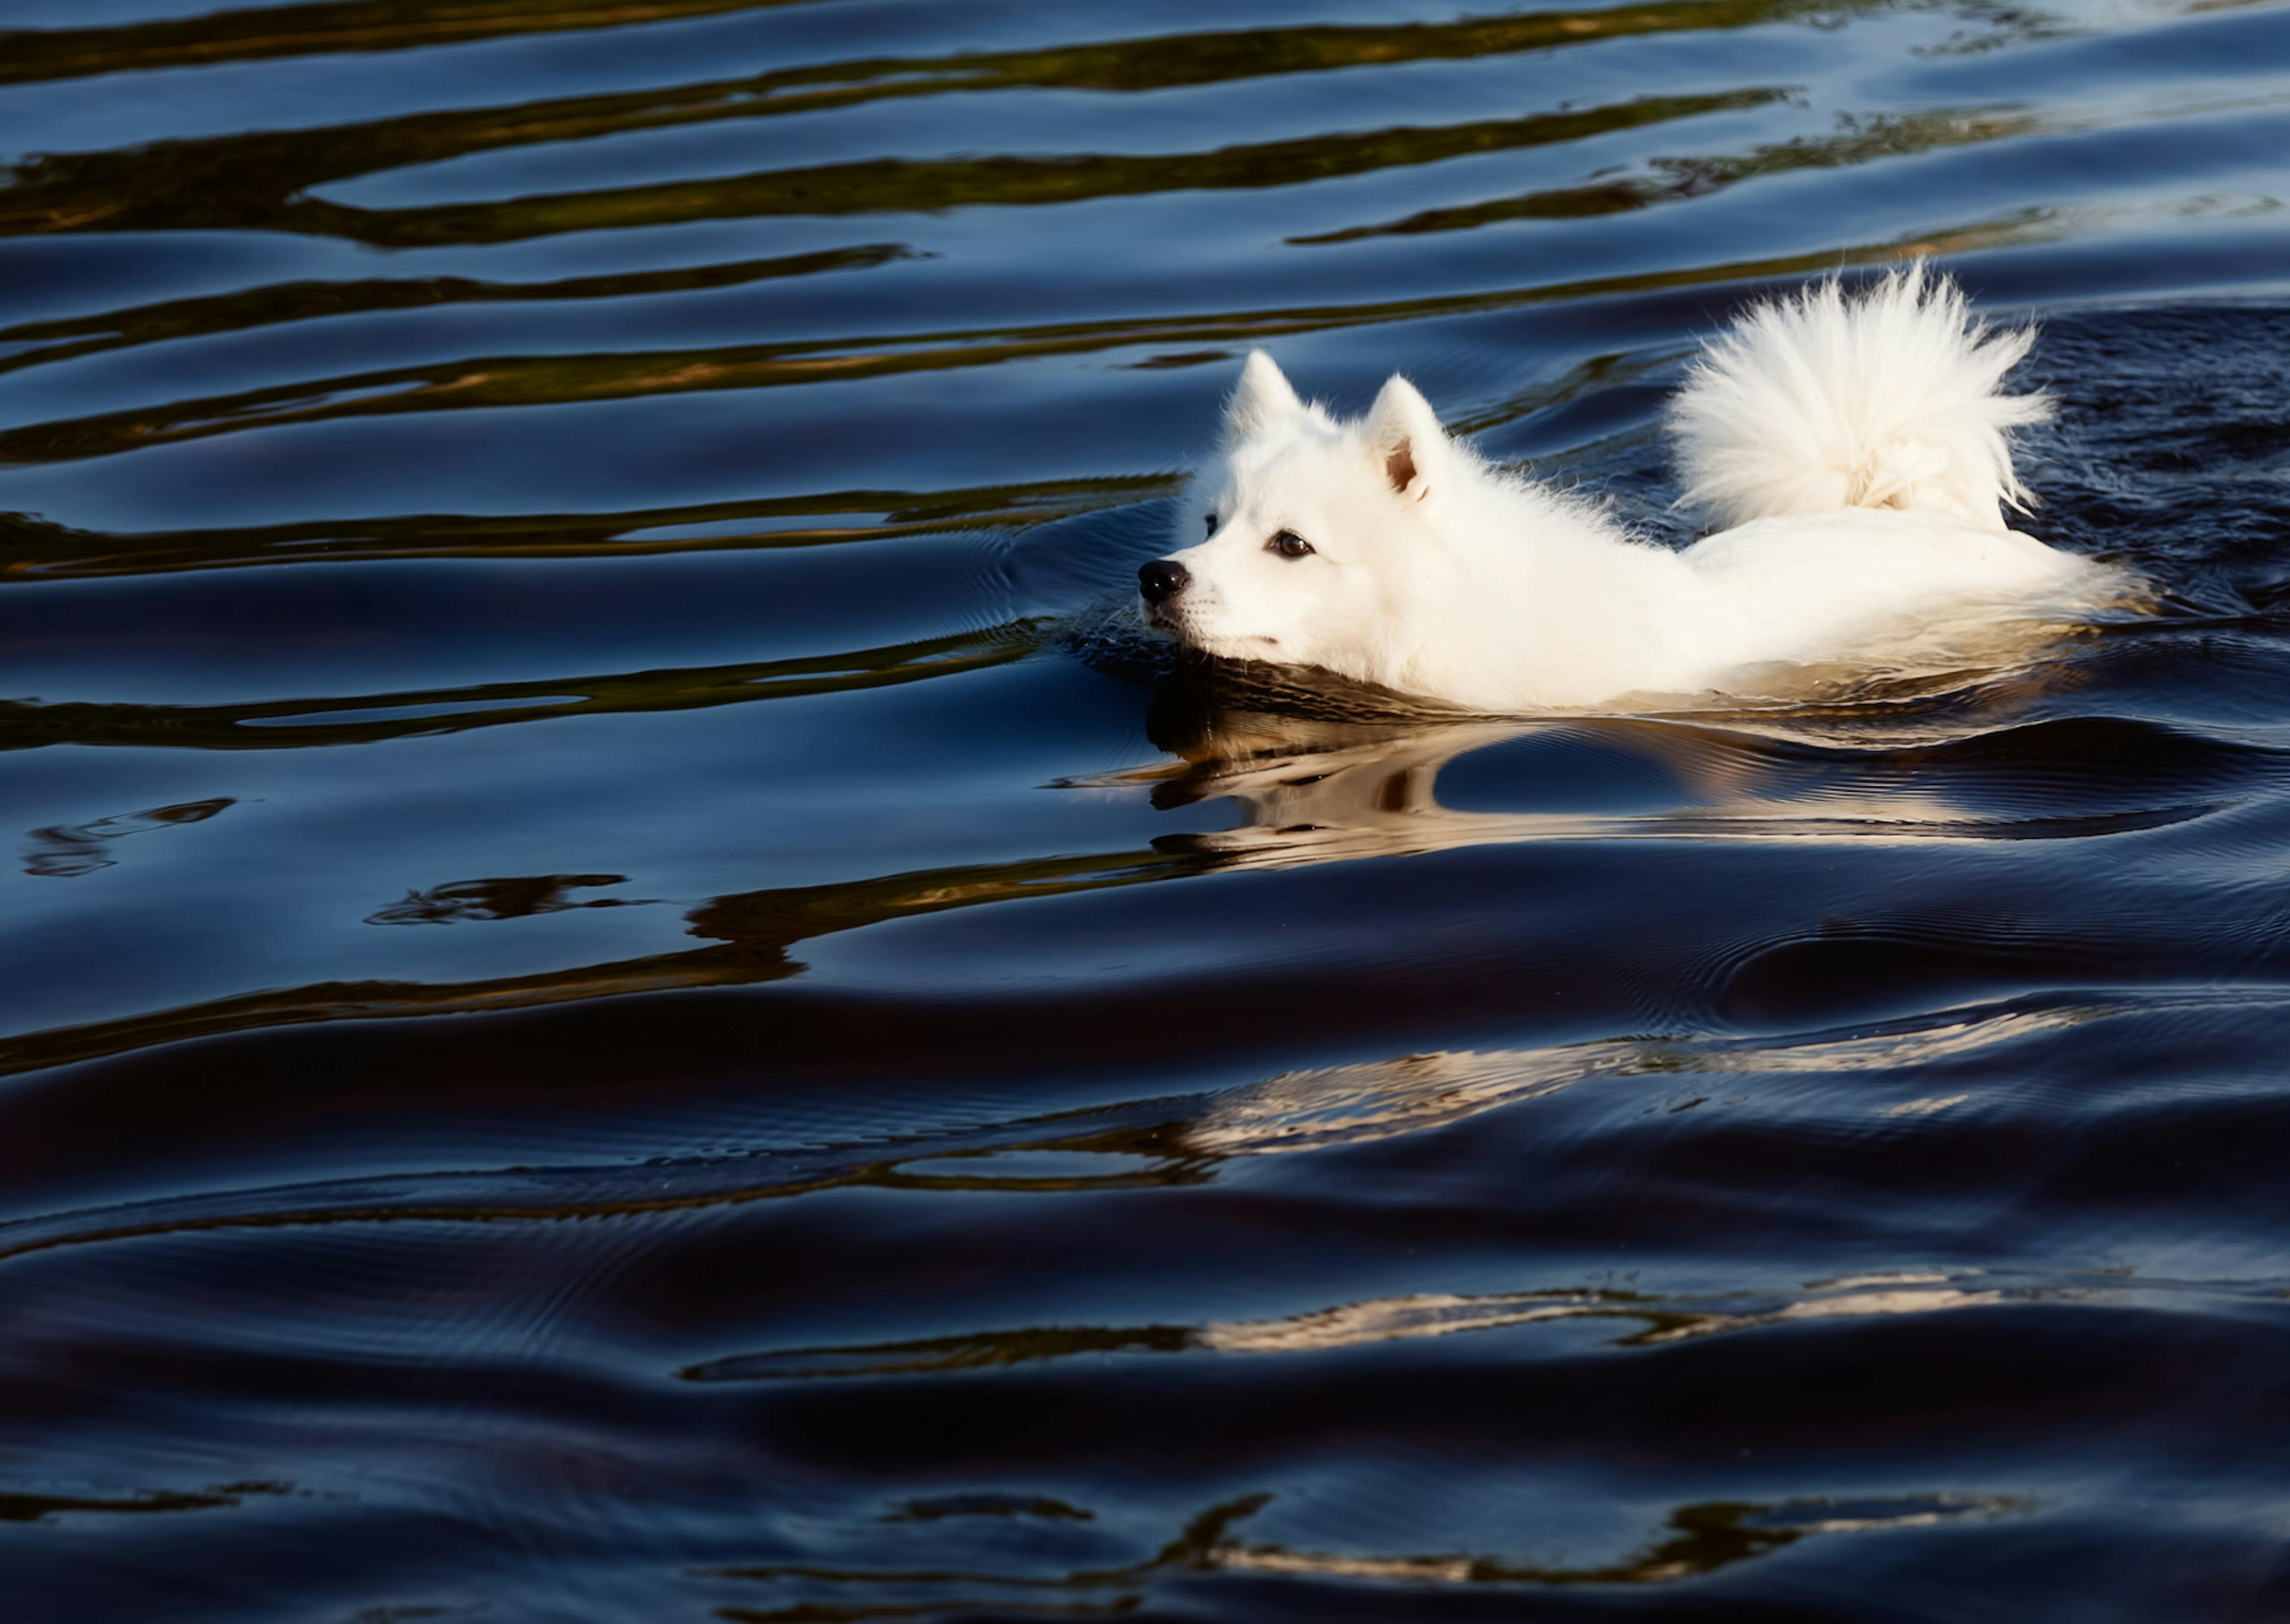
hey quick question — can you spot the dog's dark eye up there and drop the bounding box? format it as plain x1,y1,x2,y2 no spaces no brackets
1268,530,1314,559
1203,513,1217,536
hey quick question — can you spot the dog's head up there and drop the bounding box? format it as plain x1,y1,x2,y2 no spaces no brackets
1140,351,1455,687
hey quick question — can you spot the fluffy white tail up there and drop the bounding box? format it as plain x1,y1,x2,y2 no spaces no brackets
1668,264,2048,532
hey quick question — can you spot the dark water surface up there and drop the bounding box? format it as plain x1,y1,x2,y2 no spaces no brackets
5,1,2290,1619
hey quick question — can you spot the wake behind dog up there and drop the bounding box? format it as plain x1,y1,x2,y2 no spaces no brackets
1139,265,2125,712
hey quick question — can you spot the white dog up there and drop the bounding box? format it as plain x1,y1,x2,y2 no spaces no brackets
1139,266,2119,711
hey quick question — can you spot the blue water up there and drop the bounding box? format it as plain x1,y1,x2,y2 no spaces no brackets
3,1,2290,1619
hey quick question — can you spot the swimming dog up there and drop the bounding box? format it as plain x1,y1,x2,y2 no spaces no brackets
1138,266,2116,711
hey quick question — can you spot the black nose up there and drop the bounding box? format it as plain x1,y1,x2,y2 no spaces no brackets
1138,558,1190,604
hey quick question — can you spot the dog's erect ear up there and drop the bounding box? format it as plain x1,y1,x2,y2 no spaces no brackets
1365,374,1446,502
1224,350,1304,443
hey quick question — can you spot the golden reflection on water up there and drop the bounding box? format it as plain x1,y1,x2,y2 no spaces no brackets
701,1484,2029,1617
0,643,2232,1082
0,214,2066,475
4,0,1883,241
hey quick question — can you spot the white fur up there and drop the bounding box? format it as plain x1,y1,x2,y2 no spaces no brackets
1143,265,2118,712
1670,264,2049,531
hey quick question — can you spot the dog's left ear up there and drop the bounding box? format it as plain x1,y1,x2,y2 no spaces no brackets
1224,350,1305,444
1365,374,1446,503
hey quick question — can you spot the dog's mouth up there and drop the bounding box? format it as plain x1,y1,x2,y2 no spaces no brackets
1147,615,1279,656
1143,599,1193,639
1141,595,1282,655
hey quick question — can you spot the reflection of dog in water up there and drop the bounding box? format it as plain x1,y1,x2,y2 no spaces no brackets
1134,706,1820,868
1138,265,2121,711
1106,659,2211,869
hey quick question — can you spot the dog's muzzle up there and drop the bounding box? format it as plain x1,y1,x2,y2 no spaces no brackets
1138,557,1190,606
